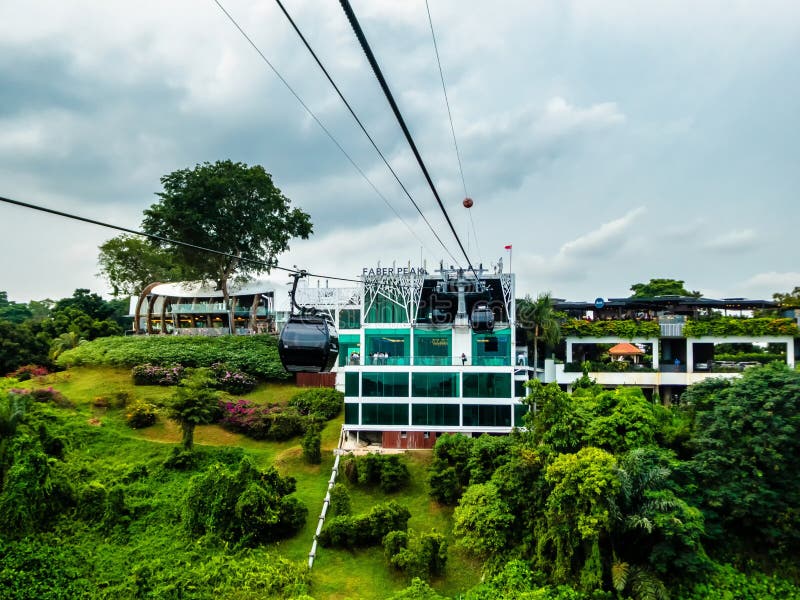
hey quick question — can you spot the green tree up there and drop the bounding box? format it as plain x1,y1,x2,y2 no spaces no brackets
142,160,313,330
773,285,800,308
301,420,322,464
167,370,218,450
52,288,114,320
453,482,515,559
48,331,84,360
688,363,800,556
541,447,620,587
517,292,561,379
97,235,186,296
629,278,702,298
0,292,32,324
0,321,51,375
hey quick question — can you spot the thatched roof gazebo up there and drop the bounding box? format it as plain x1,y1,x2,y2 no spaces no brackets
608,342,644,363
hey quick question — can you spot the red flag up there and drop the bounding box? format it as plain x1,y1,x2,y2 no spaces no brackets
504,244,512,250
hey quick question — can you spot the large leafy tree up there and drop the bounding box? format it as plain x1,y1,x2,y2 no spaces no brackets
773,286,800,308
97,235,186,297
688,363,800,556
0,292,32,324
141,160,313,329
517,292,561,379
629,278,702,298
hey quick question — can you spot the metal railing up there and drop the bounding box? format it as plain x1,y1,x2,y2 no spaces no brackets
344,355,512,367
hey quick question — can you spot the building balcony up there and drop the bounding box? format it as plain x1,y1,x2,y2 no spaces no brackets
344,355,512,367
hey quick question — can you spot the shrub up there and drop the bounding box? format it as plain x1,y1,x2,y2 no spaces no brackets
131,363,185,386
8,387,72,409
126,402,157,429
329,483,351,516
346,453,411,493
183,457,306,546
219,399,306,441
302,422,322,464
385,529,448,581
76,481,107,522
210,362,257,394
289,387,343,421
318,501,411,548
7,365,49,381
57,334,290,381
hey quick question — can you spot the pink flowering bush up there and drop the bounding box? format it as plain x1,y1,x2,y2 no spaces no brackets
218,399,304,441
209,363,257,395
7,364,49,381
131,363,185,386
9,386,73,408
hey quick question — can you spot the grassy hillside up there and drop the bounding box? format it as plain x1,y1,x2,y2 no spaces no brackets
0,367,480,599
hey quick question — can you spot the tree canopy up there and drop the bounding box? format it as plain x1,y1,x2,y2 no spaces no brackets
141,160,312,295
97,235,186,297
629,278,702,298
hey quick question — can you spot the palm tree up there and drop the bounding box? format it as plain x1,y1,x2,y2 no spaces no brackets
49,331,84,360
517,292,561,380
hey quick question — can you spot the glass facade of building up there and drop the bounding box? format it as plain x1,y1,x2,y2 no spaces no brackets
412,403,460,426
462,373,512,398
365,292,407,324
362,372,409,397
413,329,452,365
364,329,410,365
463,404,511,427
411,372,459,397
472,328,512,365
362,403,409,425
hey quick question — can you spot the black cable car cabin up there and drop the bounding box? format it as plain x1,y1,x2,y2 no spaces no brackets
470,301,495,333
279,313,339,373
278,271,339,373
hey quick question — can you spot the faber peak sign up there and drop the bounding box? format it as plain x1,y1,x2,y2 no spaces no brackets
362,266,428,277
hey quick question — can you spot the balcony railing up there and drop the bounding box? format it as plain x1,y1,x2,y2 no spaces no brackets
171,303,268,315
344,355,512,367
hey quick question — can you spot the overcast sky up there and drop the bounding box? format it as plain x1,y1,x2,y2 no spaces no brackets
1,0,798,304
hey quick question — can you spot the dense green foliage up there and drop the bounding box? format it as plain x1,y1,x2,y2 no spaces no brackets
343,453,411,493
318,501,411,548
289,387,344,420
687,363,800,559
56,334,290,380
183,456,307,546
629,278,702,298
684,316,799,337
384,529,448,581
98,234,187,297
561,319,660,339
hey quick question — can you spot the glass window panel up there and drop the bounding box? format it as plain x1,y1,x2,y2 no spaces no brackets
462,373,512,398
411,373,459,398
412,403,459,426
365,292,408,323
339,309,361,329
463,404,511,427
345,403,359,424
414,330,451,365
345,372,360,397
472,329,512,366
362,372,409,397
365,330,410,365
362,403,409,425
514,380,527,398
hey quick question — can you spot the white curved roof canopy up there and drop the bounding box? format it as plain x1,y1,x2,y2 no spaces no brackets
148,280,277,298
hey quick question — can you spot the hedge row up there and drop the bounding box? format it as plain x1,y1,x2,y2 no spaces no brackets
56,335,290,381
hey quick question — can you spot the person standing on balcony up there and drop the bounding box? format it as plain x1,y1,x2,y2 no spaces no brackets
461,352,467,366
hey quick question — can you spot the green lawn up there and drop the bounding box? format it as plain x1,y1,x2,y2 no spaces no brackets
9,367,480,599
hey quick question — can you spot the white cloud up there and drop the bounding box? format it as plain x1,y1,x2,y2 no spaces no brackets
703,229,757,251
739,271,800,294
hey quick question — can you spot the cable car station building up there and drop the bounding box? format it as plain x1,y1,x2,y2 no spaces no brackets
337,265,531,450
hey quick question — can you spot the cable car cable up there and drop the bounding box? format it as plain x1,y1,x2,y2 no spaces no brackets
0,194,361,284
271,0,459,265
338,0,478,278
424,0,483,266
211,0,447,263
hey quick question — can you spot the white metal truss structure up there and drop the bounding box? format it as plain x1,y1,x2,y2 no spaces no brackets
363,274,425,324
296,285,362,322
